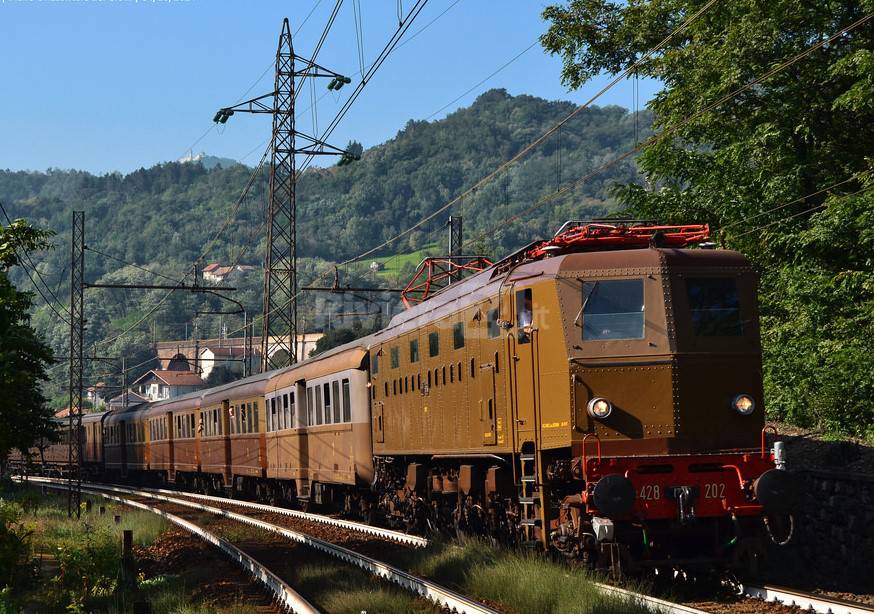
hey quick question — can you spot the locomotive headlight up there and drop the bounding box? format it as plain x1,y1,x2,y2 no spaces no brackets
732,394,756,415
587,397,613,419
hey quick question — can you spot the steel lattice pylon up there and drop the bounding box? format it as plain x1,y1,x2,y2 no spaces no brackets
68,211,84,518
262,19,297,371
214,18,355,372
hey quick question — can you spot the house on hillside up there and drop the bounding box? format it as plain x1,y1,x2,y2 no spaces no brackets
201,263,256,283
369,261,385,272
130,369,205,401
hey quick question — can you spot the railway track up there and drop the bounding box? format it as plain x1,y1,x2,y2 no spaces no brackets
28,477,872,614
739,584,874,614
21,475,712,614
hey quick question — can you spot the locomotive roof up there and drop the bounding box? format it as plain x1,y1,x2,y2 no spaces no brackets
376,247,751,339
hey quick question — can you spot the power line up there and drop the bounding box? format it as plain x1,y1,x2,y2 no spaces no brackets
337,0,720,266
719,168,873,232
297,0,430,176
96,146,271,348
732,184,874,239
466,12,874,251
0,200,72,324
84,245,183,284
425,40,539,121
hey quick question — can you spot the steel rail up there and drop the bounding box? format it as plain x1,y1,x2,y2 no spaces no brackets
138,483,429,548
28,477,500,614
35,481,319,614
742,584,874,614
591,583,709,614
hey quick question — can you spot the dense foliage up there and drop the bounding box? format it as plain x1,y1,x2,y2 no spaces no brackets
543,0,874,437
0,220,57,462
0,90,646,405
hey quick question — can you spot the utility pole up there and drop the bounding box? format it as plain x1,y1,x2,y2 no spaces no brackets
68,211,85,519
214,17,358,372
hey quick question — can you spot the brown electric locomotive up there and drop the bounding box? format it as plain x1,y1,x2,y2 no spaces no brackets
367,222,796,572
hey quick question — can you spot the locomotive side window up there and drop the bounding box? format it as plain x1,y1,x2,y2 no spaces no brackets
487,308,500,338
582,279,644,340
390,347,399,369
372,351,380,374
516,288,533,344
429,332,440,357
410,339,419,363
686,278,742,336
453,322,465,349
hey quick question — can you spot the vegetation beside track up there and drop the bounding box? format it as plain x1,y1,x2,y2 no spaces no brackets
384,536,654,614
0,486,268,614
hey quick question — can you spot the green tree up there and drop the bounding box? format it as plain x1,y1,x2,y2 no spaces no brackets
542,0,874,436
0,219,57,466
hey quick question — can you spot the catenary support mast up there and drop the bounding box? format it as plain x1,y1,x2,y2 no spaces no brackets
68,211,84,518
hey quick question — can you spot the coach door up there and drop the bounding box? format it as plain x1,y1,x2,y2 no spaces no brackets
119,420,128,477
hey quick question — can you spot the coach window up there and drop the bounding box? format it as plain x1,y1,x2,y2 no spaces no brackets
315,385,323,425
322,383,332,424
280,394,288,430
453,322,465,349
287,392,295,427
332,381,341,423
487,308,500,338
686,278,742,336
516,289,533,344
429,331,440,357
307,387,315,425
190,414,196,437
268,398,276,432
372,351,380,375
582,279,645,341
342,379,351,422
410,339,419,363
252,402,259,432
390,347,399,369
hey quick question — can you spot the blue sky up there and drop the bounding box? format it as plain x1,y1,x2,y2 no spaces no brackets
0,0,659,174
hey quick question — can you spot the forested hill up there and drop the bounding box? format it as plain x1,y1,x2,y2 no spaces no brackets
1,89,646,273
0,89,648,405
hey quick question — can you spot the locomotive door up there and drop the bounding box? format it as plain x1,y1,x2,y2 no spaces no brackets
510,286,539,450
479,301,504,447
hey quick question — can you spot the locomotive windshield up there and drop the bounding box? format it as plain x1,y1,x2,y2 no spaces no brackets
582,279,644,340
686,278,742,336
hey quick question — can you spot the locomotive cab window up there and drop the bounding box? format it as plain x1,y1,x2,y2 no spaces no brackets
582,279,644,341
686,278,742,336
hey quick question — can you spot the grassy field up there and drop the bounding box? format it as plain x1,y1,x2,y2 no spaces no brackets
366,242,441,279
